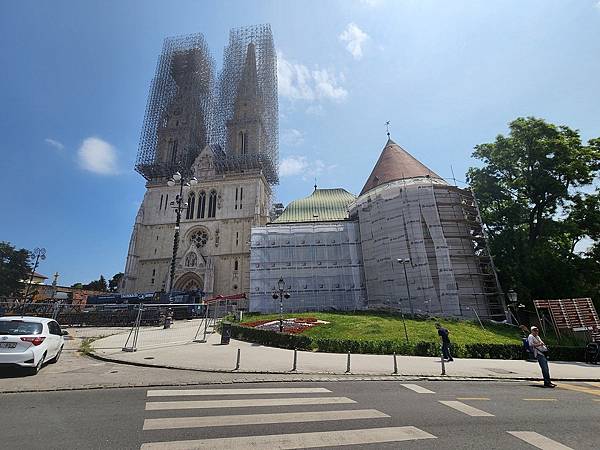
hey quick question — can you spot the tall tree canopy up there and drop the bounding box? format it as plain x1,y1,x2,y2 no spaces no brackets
467,117,600,307
0,242,32,297
108,272,123,292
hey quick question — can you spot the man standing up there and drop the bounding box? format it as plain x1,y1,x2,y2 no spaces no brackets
528,326,556,388
435,323,453,361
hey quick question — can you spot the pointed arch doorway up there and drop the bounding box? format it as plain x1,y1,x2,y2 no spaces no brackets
174,272,204,292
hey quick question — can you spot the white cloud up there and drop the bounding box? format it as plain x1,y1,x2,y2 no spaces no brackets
279,155,337,180
339,23,369,60
277,52,348,102
77,137,119,175
44,138,65,152
305,104,324,116
596,0,600,10
281,128,305,147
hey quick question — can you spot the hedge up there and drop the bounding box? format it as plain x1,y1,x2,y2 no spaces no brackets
228,323,587,361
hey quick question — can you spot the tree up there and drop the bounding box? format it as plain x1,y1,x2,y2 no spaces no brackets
0,242,32,297
83,275,108,292
467,117,600,307
71,283,83,289
108,272,123,292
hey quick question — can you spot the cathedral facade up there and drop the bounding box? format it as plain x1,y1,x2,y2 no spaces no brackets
122,25,277,298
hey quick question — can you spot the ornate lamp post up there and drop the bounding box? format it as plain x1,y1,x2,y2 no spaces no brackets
272,277,290,332
397,258,414,314
166,172,197,297
23,247,46,301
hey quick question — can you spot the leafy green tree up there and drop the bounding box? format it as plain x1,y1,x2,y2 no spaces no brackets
108,272,123,292
0,242,32,297
70,283,83,289
83,275,108,292
467,117,600,307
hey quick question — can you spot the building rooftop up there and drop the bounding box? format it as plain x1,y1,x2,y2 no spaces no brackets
359,138,445,196
273,188,356,223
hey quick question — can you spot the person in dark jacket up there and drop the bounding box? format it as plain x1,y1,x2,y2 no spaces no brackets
435,323,453,361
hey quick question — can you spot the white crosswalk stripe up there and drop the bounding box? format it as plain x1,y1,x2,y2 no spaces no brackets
143,409,389,430
140,386,437,449
147,387,331,397
507,431,573,450
140,426,437,449
401,383,435,394
439,400,494,417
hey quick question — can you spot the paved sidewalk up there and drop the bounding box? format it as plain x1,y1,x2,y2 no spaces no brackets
91,319,600,381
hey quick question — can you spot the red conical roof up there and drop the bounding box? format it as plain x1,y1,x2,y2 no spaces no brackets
359,138,445,196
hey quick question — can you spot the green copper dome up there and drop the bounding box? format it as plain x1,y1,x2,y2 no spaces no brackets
274,188,356,223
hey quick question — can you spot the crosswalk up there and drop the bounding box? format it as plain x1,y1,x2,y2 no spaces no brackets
140,386,437,449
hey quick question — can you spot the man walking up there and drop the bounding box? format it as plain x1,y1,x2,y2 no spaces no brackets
435,323,453,361
528,326,556,388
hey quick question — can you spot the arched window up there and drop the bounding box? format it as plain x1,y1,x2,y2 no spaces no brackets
170,140,179,164
197,191,206,218
185,193,195,220
208,190,217,218
234,260,239,271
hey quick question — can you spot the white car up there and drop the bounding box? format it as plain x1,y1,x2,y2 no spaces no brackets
0,316,66,374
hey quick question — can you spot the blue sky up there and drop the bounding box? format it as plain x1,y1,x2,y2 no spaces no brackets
1,0,599,286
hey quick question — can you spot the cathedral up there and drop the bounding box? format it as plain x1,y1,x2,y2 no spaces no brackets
122,25,506,320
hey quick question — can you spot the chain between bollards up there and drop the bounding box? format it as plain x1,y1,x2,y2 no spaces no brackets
291,348,297,372
235,348,240,370
345,351,351,373
393,352,398,374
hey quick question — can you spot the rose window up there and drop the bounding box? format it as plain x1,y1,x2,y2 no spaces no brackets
191,230,209,248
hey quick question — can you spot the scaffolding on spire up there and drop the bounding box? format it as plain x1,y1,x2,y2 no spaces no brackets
214,24,279,184
135,33,215,180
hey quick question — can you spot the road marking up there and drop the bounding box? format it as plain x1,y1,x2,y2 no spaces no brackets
556,383,600,397
147,387,331,397
507,431,573,450
145,396,356,411
456,397,490,401
400,384,435,394
438,400,494,417
143,409,389,430
523,398,557,401
140,426,437,449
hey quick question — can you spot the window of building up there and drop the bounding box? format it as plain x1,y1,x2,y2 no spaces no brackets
165,194,169,210
197,191,206,218
239,187,243,209
236,232,239,246
170,140,178,164
152,269,155,276
234,260,239,271
190,231,209,249
208,190,217,218
159,194,163,210
186,193,195,220
235,188,238,210
239,131,246,155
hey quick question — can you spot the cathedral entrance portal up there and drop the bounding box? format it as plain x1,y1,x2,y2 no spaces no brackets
174,272,204,292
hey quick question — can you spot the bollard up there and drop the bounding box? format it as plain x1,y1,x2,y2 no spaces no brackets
291,348,298,372
393,352,398,374
235,348,240,370
345,351,351,374
441,350,446,376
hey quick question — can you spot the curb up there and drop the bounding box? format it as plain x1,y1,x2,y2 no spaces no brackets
88,350,600,383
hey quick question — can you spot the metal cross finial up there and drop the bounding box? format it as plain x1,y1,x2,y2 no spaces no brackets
385,121,391,138
314,178,317,192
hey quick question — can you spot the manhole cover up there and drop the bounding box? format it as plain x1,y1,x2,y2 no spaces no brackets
486,368,516,374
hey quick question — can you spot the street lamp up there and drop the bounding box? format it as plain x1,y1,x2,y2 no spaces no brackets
23,247,46,301
397,258,414,315
272,277,290,332
397,298,409,344
166,172,198,297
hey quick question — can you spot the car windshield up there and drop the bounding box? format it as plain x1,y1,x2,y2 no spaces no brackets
0,321,43,335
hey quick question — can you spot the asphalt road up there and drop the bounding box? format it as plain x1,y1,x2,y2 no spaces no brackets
1,380,598,449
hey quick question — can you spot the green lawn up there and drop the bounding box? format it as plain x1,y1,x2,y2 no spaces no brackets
241,311,568,346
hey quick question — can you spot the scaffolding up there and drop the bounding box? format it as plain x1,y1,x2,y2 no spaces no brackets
214,24,279,184
135,33,215,180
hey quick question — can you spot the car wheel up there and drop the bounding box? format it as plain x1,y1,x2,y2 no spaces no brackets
29,353,45,375
49,346,63,364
